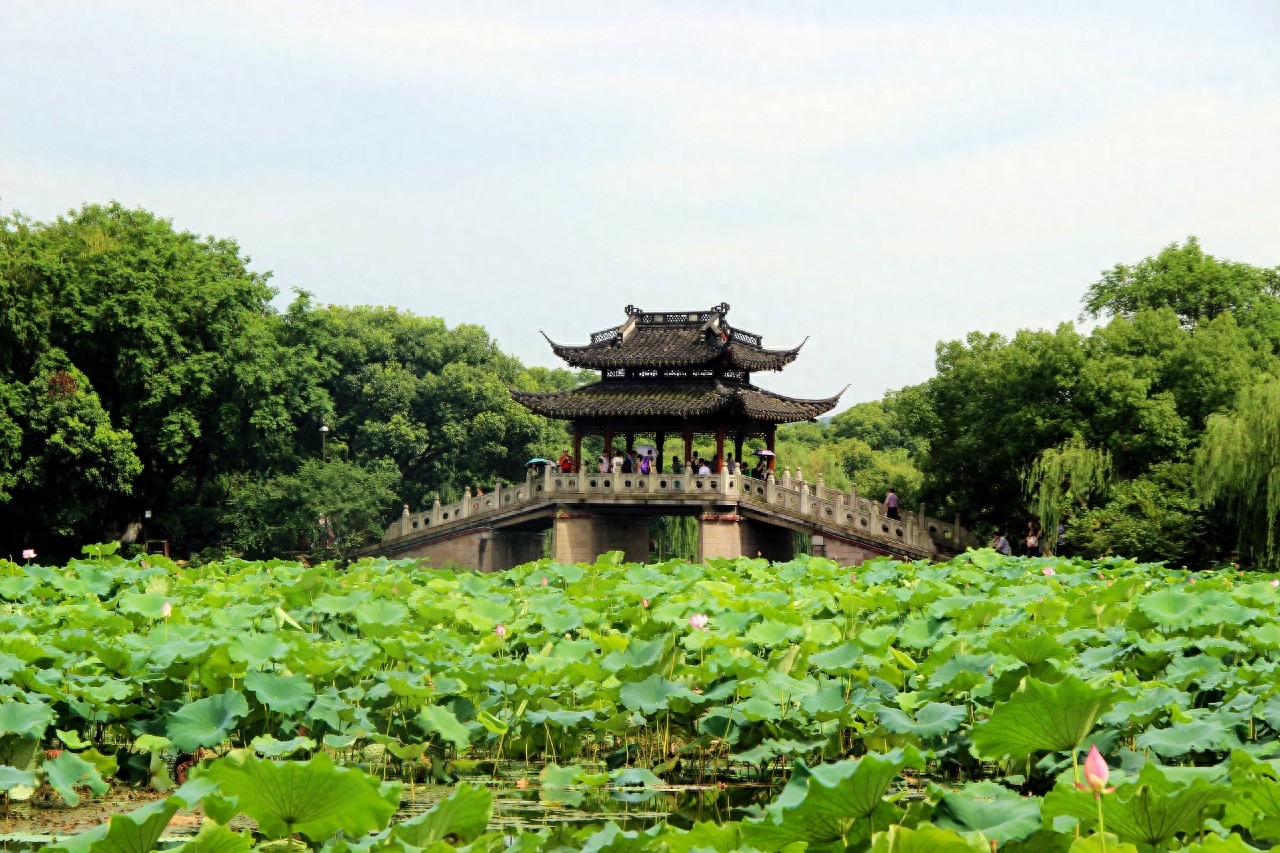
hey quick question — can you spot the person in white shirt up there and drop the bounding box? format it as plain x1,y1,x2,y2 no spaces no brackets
599,453,610,474
697,460,711,475
611,452,623,474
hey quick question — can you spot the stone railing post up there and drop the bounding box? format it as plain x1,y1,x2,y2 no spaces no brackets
834,492,844,524
399,504,411,538
461,488,472,518
765,471,776,504
431,496,442,526
799,481,810,515
782,468,792,489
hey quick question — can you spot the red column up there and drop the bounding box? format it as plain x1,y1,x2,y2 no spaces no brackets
714,423,725,473
572,422,582,473
683,424,693,468
766,425,776,471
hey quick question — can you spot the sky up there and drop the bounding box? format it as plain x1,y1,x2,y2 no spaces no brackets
3,1,1279,405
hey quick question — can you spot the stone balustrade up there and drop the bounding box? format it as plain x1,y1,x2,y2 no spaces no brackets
383,465,978,557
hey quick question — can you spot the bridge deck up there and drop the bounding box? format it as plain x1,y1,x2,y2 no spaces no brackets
379,468,977,560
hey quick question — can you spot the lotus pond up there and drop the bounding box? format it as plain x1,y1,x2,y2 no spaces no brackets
4,548,1280,850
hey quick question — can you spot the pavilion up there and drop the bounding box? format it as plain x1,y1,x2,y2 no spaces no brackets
511,303,843,472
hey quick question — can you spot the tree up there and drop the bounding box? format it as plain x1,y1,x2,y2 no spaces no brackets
222,458,401,560
1082,237,1280,350
1023,436,1112,552
1196,377,1280,569
0,204,329,555
1068,463,1209,565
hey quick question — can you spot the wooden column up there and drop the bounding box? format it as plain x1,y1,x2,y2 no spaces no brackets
683,424,693,468
766,425,776,471
625,431,634,453
734,433,744,470
603,427,613,461
655,430,665,473
714,423,725,473
572,422,583,473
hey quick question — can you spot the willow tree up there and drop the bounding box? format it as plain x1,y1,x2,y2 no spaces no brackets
1024,436,1113,553
1196,378,1280,569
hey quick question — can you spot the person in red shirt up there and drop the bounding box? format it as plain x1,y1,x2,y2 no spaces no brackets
558,451,574,473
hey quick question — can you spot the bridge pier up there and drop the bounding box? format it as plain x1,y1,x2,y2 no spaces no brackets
552,511,649,565
392,527,546,572
697,512,793,562
809,533,890,566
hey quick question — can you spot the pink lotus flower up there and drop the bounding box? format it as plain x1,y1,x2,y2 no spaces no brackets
688,613,709,630
1270,579,1279,589
849,573,857,583
1076,745,1116,795
541,577,549,586
22,549,35,561
1042,567,1056,576
494,624,506,638
641,598,649,608
161,601,173,619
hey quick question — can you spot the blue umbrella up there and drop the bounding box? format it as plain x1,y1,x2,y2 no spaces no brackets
526,458,553,466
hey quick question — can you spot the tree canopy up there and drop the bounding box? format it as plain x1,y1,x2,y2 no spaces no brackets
0,203,582,560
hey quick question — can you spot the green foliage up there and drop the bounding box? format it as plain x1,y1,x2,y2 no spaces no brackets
19,551,1280,851
1197,377,1280,569
1024,436,1112,551
198,750,401,841
1082,236,1280,346
1068,463,1209,564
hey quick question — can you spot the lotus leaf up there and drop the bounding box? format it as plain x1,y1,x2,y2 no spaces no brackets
174,822,253,853
0,700,52,738
972,676,1118,760
244,670,316,715
416,705,471,750
868,823,983,852
250,734,316,757
1043,762,1229,849
43,750,109,807
742,748,924,848
932,780,1041,842
200,750,400,841
620,675,694,715
390,782,492,846
44,793,182,853
167,690,249,751
878,702,967,739
0,764,36,792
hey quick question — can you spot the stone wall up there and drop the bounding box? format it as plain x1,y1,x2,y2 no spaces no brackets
394,528,546,572
697,513,793,562
810,533,888,567
551,512,649,565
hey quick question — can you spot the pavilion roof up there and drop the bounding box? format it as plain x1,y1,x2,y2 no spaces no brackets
510,379,842,423
544,303,803,372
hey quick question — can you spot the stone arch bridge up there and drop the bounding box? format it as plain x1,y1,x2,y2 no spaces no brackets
370,467,978,571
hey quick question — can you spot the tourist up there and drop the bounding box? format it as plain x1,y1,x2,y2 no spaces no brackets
991,532,1011,556
752,459,768,478
645,449,656,473
558,451,573,473
697,459,711,475
1024,522,1041,557
621,451,633,474
599,452,610,474
726,453,737,474
639,451,651,474
672,456,684,474
884,488,900,520
611,450,623,474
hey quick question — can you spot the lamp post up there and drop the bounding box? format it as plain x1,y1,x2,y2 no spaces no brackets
320,425,329,461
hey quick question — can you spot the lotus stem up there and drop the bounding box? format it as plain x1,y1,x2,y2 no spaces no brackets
1095,792,1107,852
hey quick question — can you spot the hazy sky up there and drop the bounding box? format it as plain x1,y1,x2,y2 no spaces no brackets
3,2,1279,404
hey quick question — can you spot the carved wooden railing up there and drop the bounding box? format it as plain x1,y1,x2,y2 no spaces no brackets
382,466,978,556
